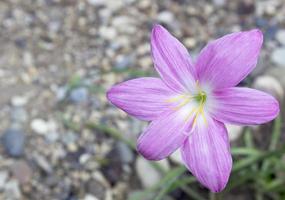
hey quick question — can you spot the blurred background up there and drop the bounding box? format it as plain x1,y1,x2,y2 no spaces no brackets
0,0,284,199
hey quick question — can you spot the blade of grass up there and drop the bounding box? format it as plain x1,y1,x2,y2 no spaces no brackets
231,147,261,156
261,116,282,173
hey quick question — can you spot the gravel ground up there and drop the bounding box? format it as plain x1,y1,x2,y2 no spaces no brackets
0,0,284,199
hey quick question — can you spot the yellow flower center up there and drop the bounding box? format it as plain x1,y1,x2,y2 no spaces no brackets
166,83,208,126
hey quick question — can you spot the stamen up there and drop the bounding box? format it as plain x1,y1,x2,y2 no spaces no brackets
165,85,208,126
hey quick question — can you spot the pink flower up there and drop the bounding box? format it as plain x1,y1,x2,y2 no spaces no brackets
106,25,279,192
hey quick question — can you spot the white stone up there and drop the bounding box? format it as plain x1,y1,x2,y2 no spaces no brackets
157,11,174,25
11,96,28,107
4,180,21,199
135,157,162,188
30,119,49,135
271,48,285,66
253,75,284,101
87,0,105,6
0,171,8,190
276,30,285,45
170,150,184,165
84,194,99,200
99,26,117,40
226,124,243,141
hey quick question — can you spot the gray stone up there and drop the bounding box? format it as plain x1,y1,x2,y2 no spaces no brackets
226,124,244,142
0,171,8,190
2,128,25,157
212,0,226,6
116,142,134,164
135,157,162,188
69,87,89,104
33,153,53,174
115,55,135,70
253,75,284,101
10,160,32,184
170,150,184,165
271,48,285,66
11,107,28,123
157,11,174,25
56,86,68,101
4,180,21,199
276,29,285,45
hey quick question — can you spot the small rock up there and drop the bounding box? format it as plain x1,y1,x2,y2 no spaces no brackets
170,150,184,165
4,180,21,199
116,142,134,164
84,194,99,200
69,87,89,104
2,128,25,157
87,0,105,6
212,0,226,6
86,180,106,199
99,26,117,41
33,153,53,174
135,157,162,188
11,107,28,123
10,160,32,184
56,86,68,101
226,124,244,141
45,131,59,143
237,0,255,15
0,171,9,190
11,96,28,107
253,75,284,101
276,30,285,45
157,11,175,25
30,119,49,135
271,48,285,66
115,55,135,70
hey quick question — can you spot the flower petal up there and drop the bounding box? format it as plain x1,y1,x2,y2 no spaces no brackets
137,109,194,160
107,77,175,121
151,24,197,93
211,87,279,125
181,117,232,192
196,29,263,89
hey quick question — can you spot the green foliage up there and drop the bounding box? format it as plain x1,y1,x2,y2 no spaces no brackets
62,81,285,200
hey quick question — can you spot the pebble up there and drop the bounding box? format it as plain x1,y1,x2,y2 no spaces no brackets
157,11,175,25
30,118,49,135
2,128,25,157
69,87,89,104
226,124,244,142
115,55,135,70
276,29,285,45
212,0,226,6
253,75,284,101
99,26,117,41
135,157,162,188
271,48,285,66
11,95,28,107
0,171,9,190
86,180,106,200
4,180,22,199
116,142,134,164
11,107,28,123
10,160,32,184
33,153,53,174
84,194,99,200
55,86,68,101
87,0,105,6
170,150,184,165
